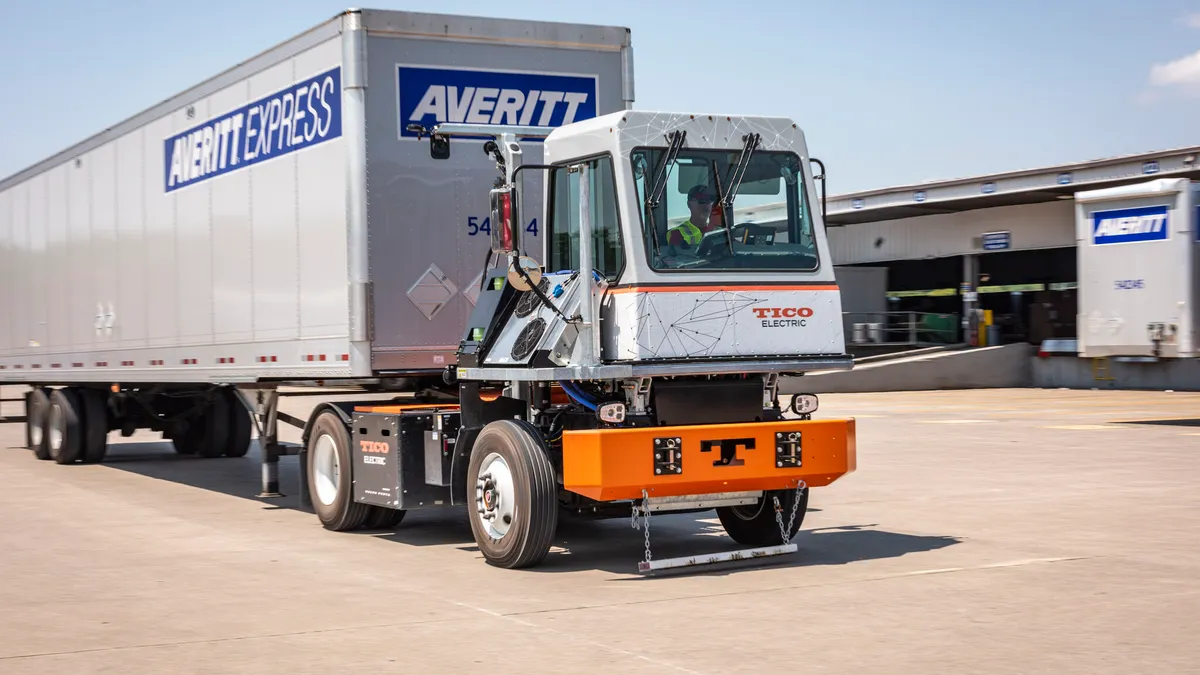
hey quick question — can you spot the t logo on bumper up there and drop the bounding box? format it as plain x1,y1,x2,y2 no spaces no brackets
701,438,755,467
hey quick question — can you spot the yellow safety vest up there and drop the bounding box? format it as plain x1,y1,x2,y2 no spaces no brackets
668,220,703,247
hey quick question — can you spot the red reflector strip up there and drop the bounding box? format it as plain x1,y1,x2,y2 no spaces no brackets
73,362,84,368
149,360,164,366
51,363,62,368
319,354,326,362
340,354,350,361
14,365,23,369
31,364,42,369
96,361,108,367
181,358,197,365
0,365,6,370
121,361,135,367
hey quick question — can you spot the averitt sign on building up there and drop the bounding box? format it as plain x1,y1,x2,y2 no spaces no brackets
981,231,1011,251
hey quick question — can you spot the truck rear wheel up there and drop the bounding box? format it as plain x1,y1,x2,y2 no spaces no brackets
716,488,809,546
306,411,370,531
27,388,51,460
363,506,406,530
467,419,558,569
47,388,85,465
79,389,110,464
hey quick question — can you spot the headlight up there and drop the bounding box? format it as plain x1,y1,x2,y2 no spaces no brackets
790,393,819,416
598,402,626,424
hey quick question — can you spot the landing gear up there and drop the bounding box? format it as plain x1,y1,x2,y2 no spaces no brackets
467,419,558,569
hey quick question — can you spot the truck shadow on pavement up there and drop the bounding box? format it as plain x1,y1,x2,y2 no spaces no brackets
97,439,959,576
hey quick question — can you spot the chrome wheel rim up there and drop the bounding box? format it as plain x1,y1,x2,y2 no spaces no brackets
312,433,340,507
475,452,516,540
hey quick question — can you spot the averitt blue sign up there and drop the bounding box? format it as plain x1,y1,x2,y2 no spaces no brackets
981,231,1011,251
397,65,598,138
164,67,342,193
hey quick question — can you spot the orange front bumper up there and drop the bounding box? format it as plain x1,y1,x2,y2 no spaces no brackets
562,419,856,502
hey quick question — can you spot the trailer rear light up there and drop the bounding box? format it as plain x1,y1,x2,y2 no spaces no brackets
598,402,626,424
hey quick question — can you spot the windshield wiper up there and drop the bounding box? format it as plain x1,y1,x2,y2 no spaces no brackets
722,132,761,208
710,159,735,256
644,130,687,259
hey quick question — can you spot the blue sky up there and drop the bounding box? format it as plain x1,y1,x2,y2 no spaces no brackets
3,0,1200,193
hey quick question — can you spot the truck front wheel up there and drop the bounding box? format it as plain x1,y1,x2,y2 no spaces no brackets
467,419,558,569
306,411,370,532
716,488,809,546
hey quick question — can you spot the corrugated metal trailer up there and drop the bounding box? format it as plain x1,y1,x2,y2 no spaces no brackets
0,8,633,385
0,8,632,472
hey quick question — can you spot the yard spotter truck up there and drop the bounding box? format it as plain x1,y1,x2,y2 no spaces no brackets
0,9,856,571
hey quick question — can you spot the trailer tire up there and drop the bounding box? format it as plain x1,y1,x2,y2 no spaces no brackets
194,394,231,459
717,488,809,546
28,388,51,460
307,411,370,532
222,389,252,458
363,506,406,530
467,419,558,569
79,388,109,464
48,388,85,465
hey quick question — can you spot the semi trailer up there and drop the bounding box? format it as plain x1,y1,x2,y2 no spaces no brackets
1,8,857,571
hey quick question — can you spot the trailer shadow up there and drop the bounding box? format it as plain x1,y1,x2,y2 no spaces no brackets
98,439,960,574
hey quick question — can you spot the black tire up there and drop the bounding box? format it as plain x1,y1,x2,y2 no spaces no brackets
171,431,199,455
48,388,85,465
79,389,110,464
222,388,252,458
194,393,231,459
306,411,370,531
467,419,558,569
717,488,809,546
27,388,51,460
363,506,406,530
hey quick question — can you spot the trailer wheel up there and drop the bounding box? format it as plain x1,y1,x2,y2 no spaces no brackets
222,389,252,458
306,411,370,531
79,389,110,464
363,506,406,530
27,388,51,460
716,488,809,546
467,419,558,569
47,388,85,465
193,393,232,456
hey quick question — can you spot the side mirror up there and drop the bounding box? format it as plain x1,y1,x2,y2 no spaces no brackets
430,133,450,160
489,186,520,255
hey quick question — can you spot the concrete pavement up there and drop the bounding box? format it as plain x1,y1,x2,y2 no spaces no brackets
1,387,1198,674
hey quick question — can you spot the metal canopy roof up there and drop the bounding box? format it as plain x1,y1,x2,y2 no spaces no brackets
823,145,1200,226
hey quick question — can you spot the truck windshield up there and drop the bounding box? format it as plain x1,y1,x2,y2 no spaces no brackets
631,148,819,272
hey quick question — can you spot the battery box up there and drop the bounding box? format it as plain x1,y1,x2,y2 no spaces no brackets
351,409,460,510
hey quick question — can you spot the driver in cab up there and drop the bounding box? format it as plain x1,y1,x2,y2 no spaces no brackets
666,185,721,250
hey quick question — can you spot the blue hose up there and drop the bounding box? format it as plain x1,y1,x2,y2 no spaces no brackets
558,380,598,411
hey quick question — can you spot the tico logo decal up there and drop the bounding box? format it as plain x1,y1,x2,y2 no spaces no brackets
753,307,813,328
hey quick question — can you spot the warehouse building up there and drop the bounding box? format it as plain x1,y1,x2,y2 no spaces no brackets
808,145,1200,346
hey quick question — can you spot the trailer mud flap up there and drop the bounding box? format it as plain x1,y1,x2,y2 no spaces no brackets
561,419,855,502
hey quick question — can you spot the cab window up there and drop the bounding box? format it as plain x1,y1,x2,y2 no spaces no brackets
548,155,624,279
